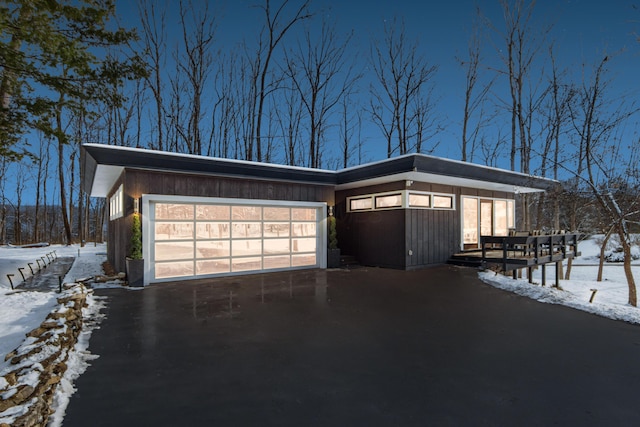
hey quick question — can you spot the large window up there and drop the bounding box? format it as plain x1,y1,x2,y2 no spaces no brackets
462,196,516,248
347,190,455,212
152,202,319,280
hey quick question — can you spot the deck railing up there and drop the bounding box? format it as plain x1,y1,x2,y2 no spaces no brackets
480,232,580,286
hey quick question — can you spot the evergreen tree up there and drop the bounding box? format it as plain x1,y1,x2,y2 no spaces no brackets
0,0,145,159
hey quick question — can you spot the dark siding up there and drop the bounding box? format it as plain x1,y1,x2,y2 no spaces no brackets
107,168,334,273
340,210,406,269
123,169,334,202
405,208,459,268
106,172,128,273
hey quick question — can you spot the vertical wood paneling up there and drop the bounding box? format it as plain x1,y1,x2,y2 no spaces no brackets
108,168,333,274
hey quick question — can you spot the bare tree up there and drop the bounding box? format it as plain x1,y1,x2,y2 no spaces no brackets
284,19,359,168
338,95,361,168
535,46,574,230
249,0,312,161
274,83,304,165
369,18,439,157
137,0,168,151
485,0,550,230
176,0,216,155
570,56,639,306
460,12,494,162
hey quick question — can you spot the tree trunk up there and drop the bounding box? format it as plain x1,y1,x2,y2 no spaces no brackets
618,228,637,307
57,133,73,245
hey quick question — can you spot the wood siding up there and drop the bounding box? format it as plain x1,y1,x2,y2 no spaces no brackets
340,210,406,269
405,208,459,268
335,182,515,270
107,168,334,273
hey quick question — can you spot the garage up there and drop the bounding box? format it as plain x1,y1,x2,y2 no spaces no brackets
143,195,326,282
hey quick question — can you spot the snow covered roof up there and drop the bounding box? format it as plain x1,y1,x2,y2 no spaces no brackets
82,143,556,197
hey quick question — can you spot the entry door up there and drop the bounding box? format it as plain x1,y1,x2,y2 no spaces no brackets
480,200,493,237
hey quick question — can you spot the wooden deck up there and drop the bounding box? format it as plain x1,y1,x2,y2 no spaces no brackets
449,233,581,286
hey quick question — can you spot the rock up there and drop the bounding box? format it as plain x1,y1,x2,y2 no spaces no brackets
12,384,35,404
4,372,17,386
4,350,16,362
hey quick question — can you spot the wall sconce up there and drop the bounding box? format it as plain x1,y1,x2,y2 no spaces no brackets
405,180,413,187
328,205,334,217
133,198,139,214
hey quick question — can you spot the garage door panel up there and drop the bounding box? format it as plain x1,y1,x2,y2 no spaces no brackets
292,223,315,236
196,259,230,275
232,240,262,256
232,206,261,220
263,207,290,220
264,255,291,269
155,222,194,240
196,222,230,239
292,254,316,266
156,261,194,279
155,241,194,261
151,200,323,281
156,203,194,219
196,205,230,220
196,240,230,258
264,238,290,254
232,223,262,238
232,257,262,272
264,223,290,237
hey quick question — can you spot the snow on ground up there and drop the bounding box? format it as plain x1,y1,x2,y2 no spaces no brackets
0,243,126,425
479,234,640,324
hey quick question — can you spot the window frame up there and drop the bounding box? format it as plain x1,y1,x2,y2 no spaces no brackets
346,190,456,213
109,184,124,220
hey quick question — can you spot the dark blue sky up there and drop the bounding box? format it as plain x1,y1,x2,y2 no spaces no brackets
114,0,639,166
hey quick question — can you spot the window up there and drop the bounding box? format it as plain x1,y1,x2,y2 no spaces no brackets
433,195,453,209
350,197,373,211
347,190,455,212
409,193,430,208
109,185,124,220
375,194,402,209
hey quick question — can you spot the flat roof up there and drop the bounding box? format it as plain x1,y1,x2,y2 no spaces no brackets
82,143,556,197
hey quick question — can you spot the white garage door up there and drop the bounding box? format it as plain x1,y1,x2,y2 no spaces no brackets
147,197,325,282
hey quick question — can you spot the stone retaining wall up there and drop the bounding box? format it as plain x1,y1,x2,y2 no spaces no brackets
0,283,89,427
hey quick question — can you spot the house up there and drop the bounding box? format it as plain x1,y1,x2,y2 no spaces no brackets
81,143,556,285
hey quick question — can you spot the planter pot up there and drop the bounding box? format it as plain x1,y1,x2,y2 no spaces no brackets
126,258,144,287
327,248,341,268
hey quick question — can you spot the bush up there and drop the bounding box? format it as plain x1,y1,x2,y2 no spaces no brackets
130,213,142,259
328,215,338,250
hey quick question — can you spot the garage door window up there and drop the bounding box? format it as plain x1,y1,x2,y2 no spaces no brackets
152,202,319,280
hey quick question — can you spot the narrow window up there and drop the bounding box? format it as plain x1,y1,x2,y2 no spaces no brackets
375,194,402,209
109,185,124,220
409,193,430,208
433,195,453,209
349,197,373,211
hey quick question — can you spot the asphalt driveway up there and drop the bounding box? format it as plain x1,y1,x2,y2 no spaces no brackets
63,265,640,426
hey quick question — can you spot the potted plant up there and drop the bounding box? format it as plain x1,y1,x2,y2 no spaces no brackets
327,214,341,268
125,212,144,287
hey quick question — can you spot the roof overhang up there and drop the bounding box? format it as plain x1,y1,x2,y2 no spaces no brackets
82,144,336,197
82,144,557,198
335,153,555,193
